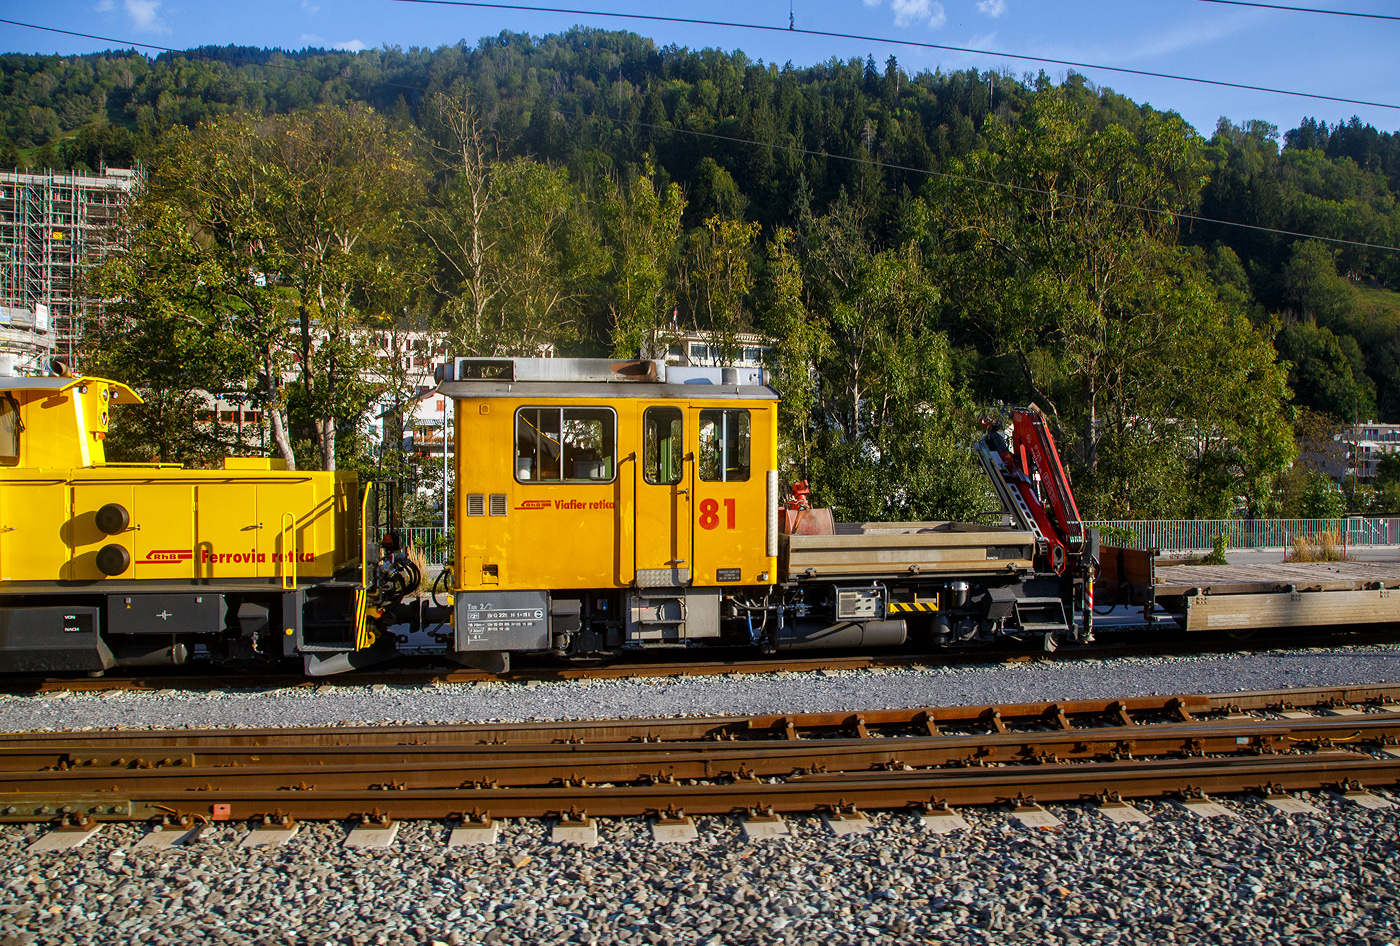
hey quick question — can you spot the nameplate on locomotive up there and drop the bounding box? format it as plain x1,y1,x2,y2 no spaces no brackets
454,590,550,651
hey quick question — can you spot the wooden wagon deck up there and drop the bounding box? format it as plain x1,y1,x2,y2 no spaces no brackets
1154,560,1400,596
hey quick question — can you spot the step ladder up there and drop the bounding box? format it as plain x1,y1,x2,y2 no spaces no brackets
629,588,687,643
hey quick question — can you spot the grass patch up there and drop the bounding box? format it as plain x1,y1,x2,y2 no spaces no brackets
1355,284,1400,320
1286,530,1353,562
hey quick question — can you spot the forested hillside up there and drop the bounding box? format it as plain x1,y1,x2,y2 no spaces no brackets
5,31,1400,520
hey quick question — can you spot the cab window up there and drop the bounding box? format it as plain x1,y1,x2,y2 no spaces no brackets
516,407,615,483
643,407,683,485
0,396,19,460
698,409,749,482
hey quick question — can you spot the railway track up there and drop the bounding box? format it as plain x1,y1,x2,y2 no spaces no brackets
3,685,1399,826
6,622,1398,694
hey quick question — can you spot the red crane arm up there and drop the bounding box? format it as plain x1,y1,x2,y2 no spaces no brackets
1010,409,1085,554
973,408,1086,575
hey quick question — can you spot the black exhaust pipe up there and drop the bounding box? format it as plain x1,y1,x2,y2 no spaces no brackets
776,619,906,651
112,642,189,667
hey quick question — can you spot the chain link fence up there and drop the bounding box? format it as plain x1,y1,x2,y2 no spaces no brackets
1086,518,1400,553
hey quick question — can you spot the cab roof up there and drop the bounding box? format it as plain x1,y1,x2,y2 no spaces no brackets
437,357,778,401
0,376,143,404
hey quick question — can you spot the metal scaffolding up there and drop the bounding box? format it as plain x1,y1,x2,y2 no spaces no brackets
0,168,136,371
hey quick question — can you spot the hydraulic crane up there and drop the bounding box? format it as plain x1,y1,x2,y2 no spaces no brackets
975,407,1098,642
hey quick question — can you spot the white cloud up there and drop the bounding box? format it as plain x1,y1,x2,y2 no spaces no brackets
300,33,324,45
863,0,882,7
891,0,928,27
1116,18,1246,62
95,0,114,12
124,0,168,32
976,0,1007,16
332,39,367,51
1044,12,1249,68
301,0,321,13
890,0,945,28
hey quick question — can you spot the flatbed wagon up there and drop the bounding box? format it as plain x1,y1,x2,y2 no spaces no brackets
1099,547,1400,632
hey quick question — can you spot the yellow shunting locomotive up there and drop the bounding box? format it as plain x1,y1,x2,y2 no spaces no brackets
0,368,418,676
0,356,1091,677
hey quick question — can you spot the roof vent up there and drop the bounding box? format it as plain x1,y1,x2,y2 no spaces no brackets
609,360,658,381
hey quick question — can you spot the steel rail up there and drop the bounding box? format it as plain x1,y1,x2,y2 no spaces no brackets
1,752,1393,822
6,716,1399,794
2,686,1400,823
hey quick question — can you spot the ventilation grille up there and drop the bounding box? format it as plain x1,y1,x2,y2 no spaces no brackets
466,494,485,517
489,494,507,517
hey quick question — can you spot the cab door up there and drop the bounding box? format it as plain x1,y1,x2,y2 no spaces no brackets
193,483,258,578
690,407,753,586
68,484,136,581
634,406,691,586
0,481,70,582
131,484,196,580
255,479,318,579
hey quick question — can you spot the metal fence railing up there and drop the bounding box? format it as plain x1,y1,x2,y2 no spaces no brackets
392,519,1400,563
1086,518,1400,553
400,527,453,566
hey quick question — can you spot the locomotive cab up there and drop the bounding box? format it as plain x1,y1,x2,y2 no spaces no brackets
440,357,780,668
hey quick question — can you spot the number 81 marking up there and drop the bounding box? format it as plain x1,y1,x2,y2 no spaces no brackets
699,498,737,530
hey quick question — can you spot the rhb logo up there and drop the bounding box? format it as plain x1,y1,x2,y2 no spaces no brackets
133,548,313,565
138,549,193,565
514,500,552,511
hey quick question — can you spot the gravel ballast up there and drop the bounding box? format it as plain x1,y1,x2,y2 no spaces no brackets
3,645,1399,945
0,644,1397,732
0,793,1396,945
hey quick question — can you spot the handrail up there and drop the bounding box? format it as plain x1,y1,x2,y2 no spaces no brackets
359,483,373,590
279,512,297,591
354,588,369,651
355,484,374,651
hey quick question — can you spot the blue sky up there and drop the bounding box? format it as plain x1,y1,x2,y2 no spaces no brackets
2,0,1396,139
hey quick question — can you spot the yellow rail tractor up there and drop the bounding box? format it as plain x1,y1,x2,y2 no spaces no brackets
437,358,1079,672
437,357,779,670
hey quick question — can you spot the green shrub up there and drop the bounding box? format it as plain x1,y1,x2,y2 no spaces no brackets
1200,532,1229,565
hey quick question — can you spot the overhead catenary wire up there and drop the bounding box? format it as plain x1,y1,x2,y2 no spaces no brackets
612,116,1400,254
379,0,1400,112
0,16,1395,253
0,17,431,97
1193,0,1400,22
10,5,1396,113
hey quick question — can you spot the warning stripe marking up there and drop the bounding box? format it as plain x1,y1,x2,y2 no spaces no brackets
887,602,940,613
